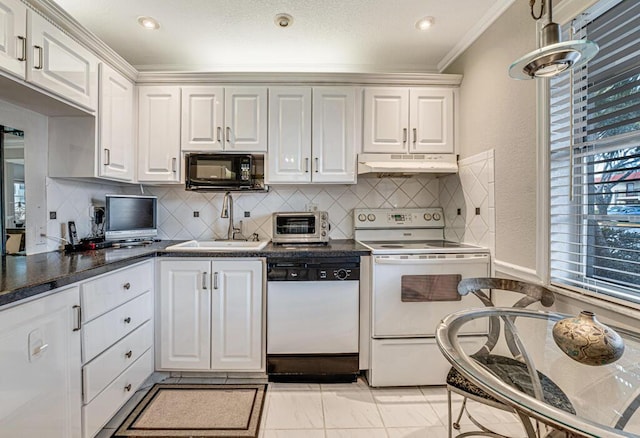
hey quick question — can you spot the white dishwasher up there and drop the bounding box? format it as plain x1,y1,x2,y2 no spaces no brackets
266,256,360,382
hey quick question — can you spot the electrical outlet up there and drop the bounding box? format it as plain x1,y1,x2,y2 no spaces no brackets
193,211,199,218
244,211,250,218
49,211,57,220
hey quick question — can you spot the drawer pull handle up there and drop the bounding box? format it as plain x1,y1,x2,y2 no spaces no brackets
213,272,219,290
202,272,208,290
123,282,131,290
125,350,132,359
17,35,27,62
124,384,132,392
73,305,82,331
124,317,131,324
34,45,43,69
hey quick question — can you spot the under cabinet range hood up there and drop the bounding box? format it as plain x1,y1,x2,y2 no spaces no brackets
357,153,458,175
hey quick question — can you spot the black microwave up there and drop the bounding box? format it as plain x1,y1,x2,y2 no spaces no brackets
185,154,258,191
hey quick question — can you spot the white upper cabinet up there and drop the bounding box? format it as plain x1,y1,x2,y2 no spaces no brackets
312,87,357,183
409,88,454,153
27,11,98,112
0,0,26,79
137,86,181,182
181,86,267,152
224,87,268,152
267,87,312,183
267,86,357,184
181,86,224,152
363,87,454,154
98,63,134,181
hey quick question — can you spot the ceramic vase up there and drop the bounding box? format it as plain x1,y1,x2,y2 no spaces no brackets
552,310,624,366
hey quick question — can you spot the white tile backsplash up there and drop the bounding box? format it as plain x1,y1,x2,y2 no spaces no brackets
440,150,496,253
45,154,495,248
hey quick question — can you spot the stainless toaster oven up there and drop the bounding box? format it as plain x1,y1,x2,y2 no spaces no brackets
272,211,330,244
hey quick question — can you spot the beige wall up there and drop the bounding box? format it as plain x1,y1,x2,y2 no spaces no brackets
444,2,539,271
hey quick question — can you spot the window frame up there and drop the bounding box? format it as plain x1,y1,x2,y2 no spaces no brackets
538,0,640,308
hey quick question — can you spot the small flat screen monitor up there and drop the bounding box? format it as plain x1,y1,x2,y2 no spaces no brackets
105,194,158,241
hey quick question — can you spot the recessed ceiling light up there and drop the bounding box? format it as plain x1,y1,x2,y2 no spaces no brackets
137,16,160,30
274,13,293,28
415,16,435,31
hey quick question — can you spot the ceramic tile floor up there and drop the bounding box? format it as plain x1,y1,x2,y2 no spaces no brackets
97,374,528,438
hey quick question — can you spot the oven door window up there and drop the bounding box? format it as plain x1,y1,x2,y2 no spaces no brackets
401,274,461,302
276,216,316,235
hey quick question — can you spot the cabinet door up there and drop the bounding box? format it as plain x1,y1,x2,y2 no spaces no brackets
224,87,267,152
181,86,224,152
158,260,211,370
137,86,181,182
98,63,134,181
0,0,26,78
27,12,98,111
266,87,312,183
211,260,263,371
362,88,409,153
0,286,81,438
409,88,455,154
312,87,357,183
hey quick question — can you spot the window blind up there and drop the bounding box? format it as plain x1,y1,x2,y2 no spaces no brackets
549,0,640,302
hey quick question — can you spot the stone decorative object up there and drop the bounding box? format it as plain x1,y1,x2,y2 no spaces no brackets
552,310,625,366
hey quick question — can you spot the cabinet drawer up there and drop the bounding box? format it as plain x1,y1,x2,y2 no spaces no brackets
83,320,153,404
82,348,153,438
82,292,152,363
81,261,153,322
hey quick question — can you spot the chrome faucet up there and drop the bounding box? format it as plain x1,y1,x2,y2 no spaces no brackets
220,192,245,240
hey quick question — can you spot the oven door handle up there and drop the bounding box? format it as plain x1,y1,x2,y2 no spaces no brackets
374,256,489,265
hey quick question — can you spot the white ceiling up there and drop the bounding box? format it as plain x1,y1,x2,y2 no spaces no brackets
52,0,509,73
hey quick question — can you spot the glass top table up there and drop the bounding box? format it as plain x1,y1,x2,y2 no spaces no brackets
436,307,640,438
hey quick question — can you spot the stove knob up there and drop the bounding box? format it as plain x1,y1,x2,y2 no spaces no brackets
321,212,328,220
357,213,366,222
433,212,441,221
424,213,432,221
335,269,349,280
367,214,376,222
321,230,327,236
321,222,327,228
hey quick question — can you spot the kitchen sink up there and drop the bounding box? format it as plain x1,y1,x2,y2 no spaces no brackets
165,240,270,252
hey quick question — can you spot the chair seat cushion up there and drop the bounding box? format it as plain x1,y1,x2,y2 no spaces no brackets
446,354,576,414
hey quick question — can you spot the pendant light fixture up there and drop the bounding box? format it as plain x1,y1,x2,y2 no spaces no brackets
509,0,599,80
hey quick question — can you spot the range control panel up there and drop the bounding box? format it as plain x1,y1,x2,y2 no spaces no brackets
353,208,445,229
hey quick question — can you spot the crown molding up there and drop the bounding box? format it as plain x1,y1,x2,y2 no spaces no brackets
22,0,138,81
135,71,463,86
437,0,516,72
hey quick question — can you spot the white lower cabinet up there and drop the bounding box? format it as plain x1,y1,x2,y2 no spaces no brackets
158,258,264,372
0,286,82,438
80,261,154,438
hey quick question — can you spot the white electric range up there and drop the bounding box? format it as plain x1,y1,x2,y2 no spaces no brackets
354,208,491,387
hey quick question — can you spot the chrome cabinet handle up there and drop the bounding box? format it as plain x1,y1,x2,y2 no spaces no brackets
124,384,132,392
17,36,26,61
217,127,222,143
124,317,131,324
305,158,309,173
33,343,49,356
33,45,43,69
73,305,82,331
226,127,231,143
202,272,207,290
412,128,417,144
171,157,177,172
104,148,110,165
123,282,131,290
213,272,219,290
402,128,408,144
315,157,319,173
125,350,132,359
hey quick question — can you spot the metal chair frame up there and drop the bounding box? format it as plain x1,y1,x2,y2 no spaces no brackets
446,277,558,438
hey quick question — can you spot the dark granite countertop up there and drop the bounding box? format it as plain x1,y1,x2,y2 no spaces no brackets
0,239,369,308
